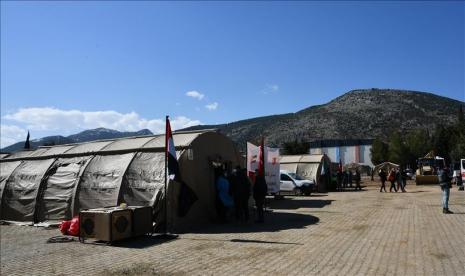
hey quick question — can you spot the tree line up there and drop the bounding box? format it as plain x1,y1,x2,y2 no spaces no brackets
370,106,465,168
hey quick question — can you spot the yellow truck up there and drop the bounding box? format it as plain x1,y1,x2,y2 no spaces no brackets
415,151,446,185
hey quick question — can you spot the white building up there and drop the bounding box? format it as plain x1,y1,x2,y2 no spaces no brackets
308,139,374,167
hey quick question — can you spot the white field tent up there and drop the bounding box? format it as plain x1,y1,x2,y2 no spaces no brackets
0,130,242,232
373,162,400,175
280,154,332,192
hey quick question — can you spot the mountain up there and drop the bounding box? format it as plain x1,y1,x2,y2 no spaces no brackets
3,89,463,153
182,89,465,148
1,128,153,153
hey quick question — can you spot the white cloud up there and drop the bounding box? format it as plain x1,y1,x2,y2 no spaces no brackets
262,84,279,94
1,124,27,148
205,102,219,111
3,107,201,138
186,90,205,100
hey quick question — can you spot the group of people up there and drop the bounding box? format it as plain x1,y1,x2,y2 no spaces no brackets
377,166,459,214
336,169,362,191
215,166,268,223
378,168,407,193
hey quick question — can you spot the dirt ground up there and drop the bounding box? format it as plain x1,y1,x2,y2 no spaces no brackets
1,179,464,275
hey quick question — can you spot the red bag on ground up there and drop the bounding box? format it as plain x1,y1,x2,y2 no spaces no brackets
59,220,71,235
67,216,80,236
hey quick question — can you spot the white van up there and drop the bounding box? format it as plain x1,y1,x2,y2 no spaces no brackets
280,170,315,196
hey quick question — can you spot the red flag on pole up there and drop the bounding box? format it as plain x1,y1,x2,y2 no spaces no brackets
166,116,180,180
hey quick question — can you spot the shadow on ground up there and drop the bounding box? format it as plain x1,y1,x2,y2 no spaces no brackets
111,234,177,249
186,211,319,234
268,198,334,210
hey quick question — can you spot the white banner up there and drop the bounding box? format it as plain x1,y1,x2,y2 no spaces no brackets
265,147,280,193
247,142,280,194
246,142,259,174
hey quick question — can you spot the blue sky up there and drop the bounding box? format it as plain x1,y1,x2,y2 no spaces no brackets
1,1,464,147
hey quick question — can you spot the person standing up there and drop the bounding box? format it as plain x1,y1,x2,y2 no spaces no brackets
253,170,267,223
228,167,240,220
348,171,353,188
401,168,408,192
438,166,453,214
379,169,387,192
343,170,348,189
355,169,361,191
234,167,251,222
388,168,397,192
396,168,405,192
215,169,234,222
336,169,343,191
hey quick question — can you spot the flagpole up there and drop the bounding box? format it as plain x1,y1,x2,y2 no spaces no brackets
164,115,168,235
155,115,178,240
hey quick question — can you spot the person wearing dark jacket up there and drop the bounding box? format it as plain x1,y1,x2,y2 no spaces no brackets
396,169,405,192
348,171,353,188
438,167,453,214
253,171,267,223
379,169,387,192
401,168,408,192
336,170,343,191
232,167,251,222
355,169,361,191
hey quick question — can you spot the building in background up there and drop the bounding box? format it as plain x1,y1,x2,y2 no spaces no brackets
309,139,374,167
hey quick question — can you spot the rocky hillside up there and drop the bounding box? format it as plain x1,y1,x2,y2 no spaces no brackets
183,89,465,147
1,128,153,152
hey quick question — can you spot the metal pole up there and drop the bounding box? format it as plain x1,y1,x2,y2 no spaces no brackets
164,115,168,234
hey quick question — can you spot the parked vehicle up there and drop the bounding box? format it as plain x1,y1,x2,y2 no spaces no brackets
279,170,315,196
460,159,465,183
415,151,445,185
405,168,415,180
454,159,465,189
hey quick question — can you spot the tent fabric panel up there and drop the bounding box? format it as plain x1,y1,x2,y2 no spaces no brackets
0,153,10,159
1,159,56,221
38,157,91,221
0,161,22,208
101,137,154,152
4,150,36,160
280,163,298,173
171,132,202,147
296,163,320,182
280,154,325,164
373,162,399,174
38,145,76,156
142,132,201,149
77,153,134,210
64,141,114,154
141,136,164,148
300,155,324,163
121,152,165,207
280,155,303,164
28,148,51,157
